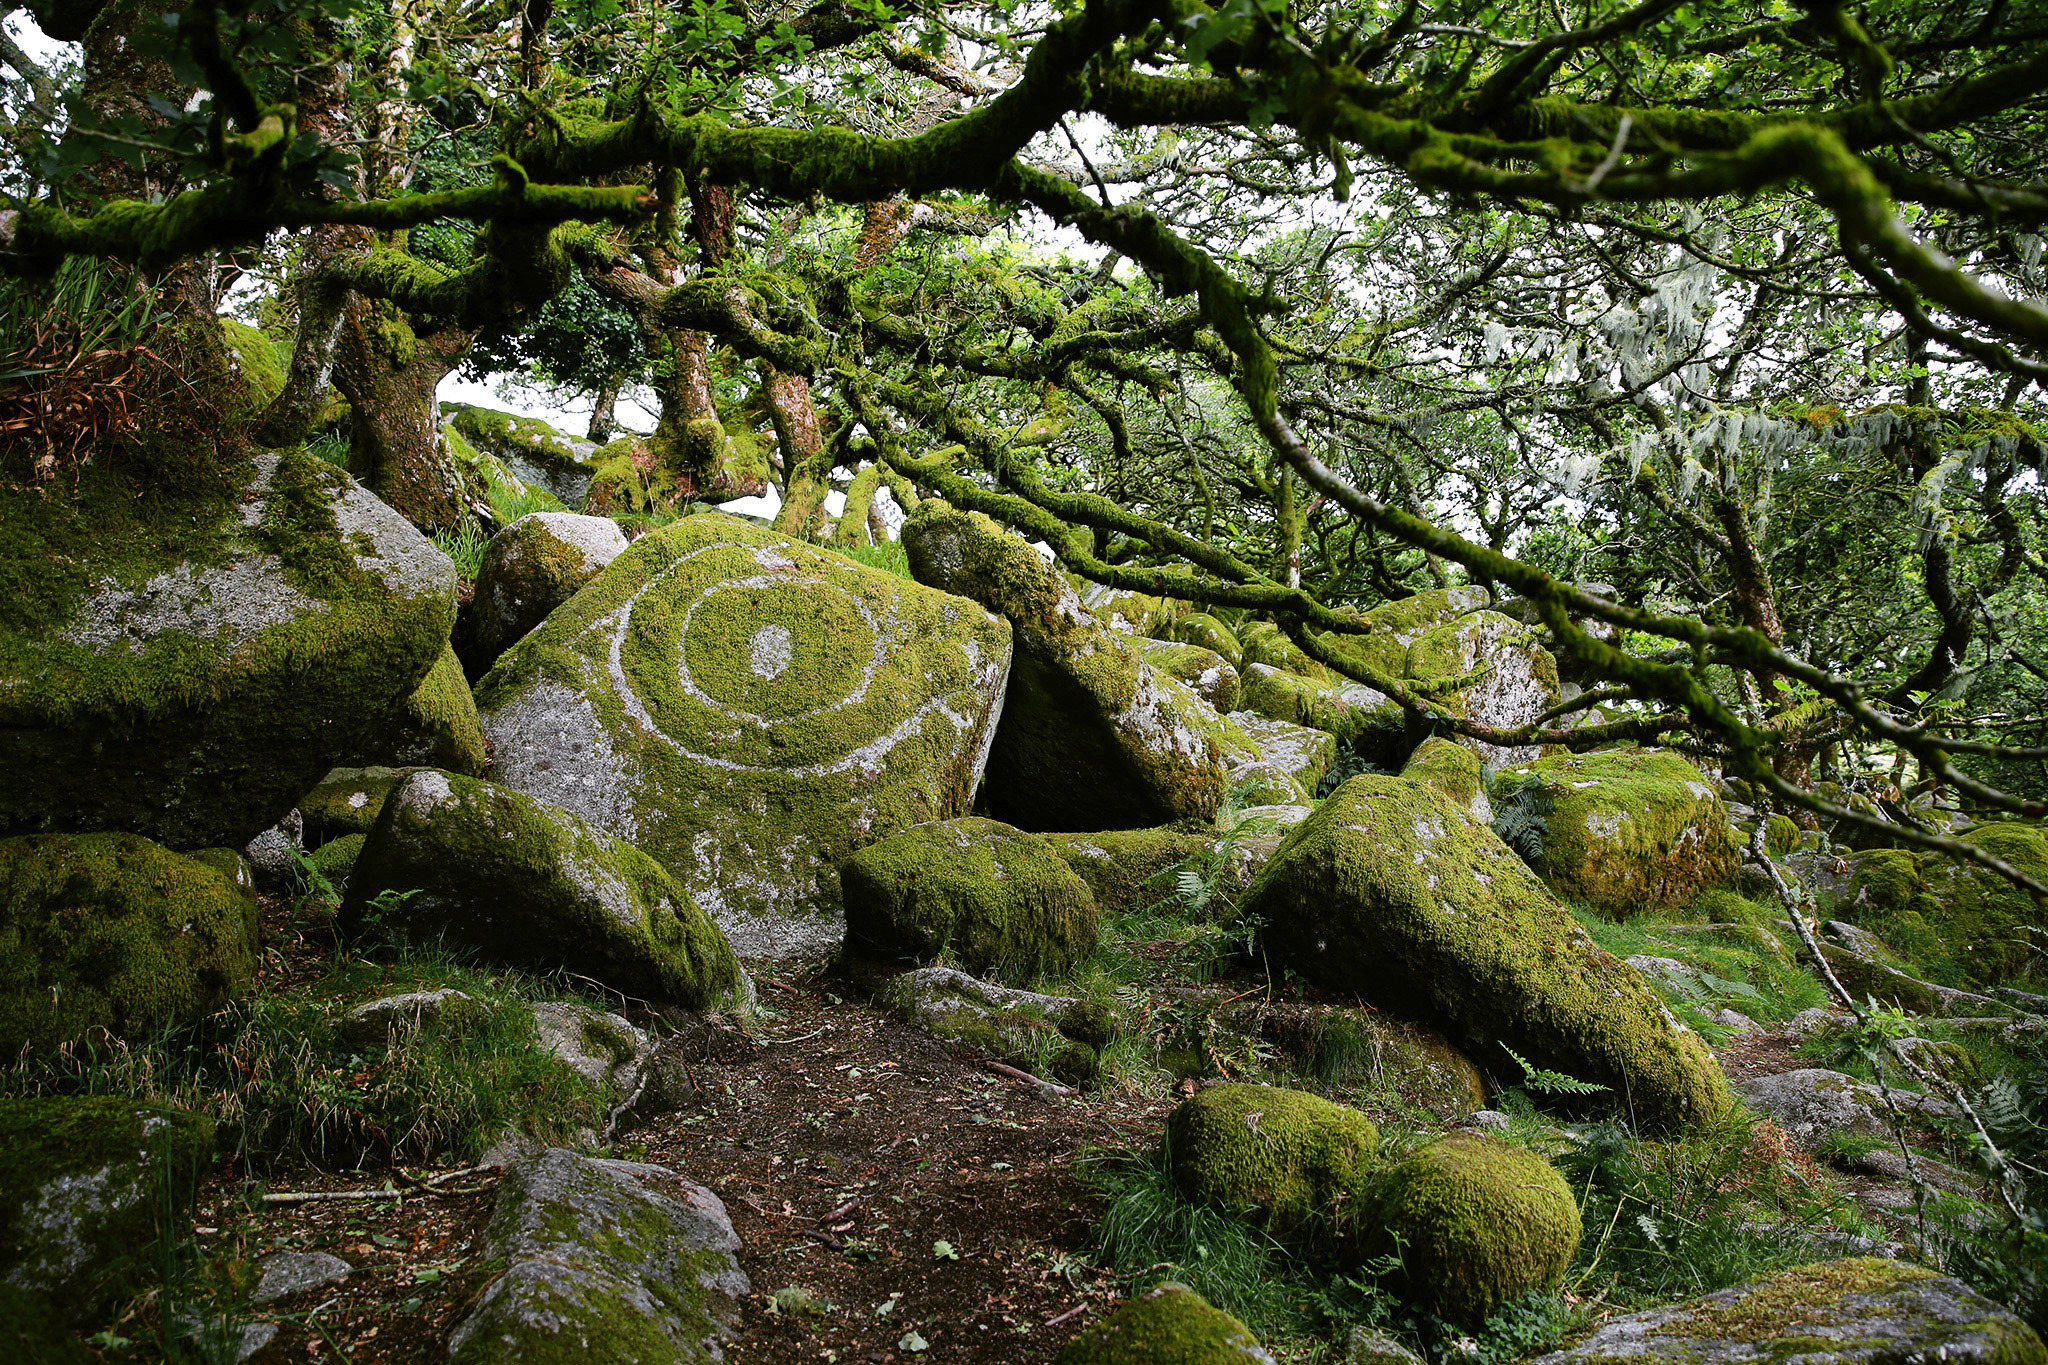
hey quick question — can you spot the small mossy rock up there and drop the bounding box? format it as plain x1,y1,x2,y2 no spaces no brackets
308,832,365,885
221,318,284,425
1528,1257,2047,1365
296,765,423,844
1493,748,1739,918
530,1000,650,1098
1843,847,1922,918
1079,581,1189,638
342,770,743,1009
1136,637,1242,713
1044,828,1215,917
1401,736,1491,824
1243,775,1730,1132
1238,664,1404,761
1231,712,1337,798
1174,613,1242,665
881,965,1109,1085
335,987,489,1051
1165,1082,1379,1244
448,1147,750,1365
1228,761,1310,807
351,640,488,776
0,451,456,849
465,512,629,671
1237,621,1331,680
1054,1283,1276,1365
477,513,1012,956
448,405,603,509
1212,999,1489,1118
1401,610,1559,767
0,1097,213,1322
903,501,1224,831
1765,813,1801,857
1319,587,1492,683
1917,823,2048,984
1360,1132,1580,1325
0,833,257,1053
841,817,1098,983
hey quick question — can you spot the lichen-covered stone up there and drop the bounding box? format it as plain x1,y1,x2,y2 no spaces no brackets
335,987,489,1051
1361,1133,1580,1325
1493,748,1739,918
1079,582,1189,638
0,833,257,1053
1237,621,1331,681
1054,1283,1276,1365
1529,1257,2047,1365
1401,736,1491,824
1173,613,1242,665
1231,712,1337,798
0,451,456,849
904,502,1224,831
1402,610,1559,767
341,770,743,1010
1242,775,1730,1132
477,513,1012,956
296,766,423,845
1318,587,1491,681
530,1000,650,1098
352,640,489,776
842,817,1098,983
1238,664,1404,762
1736,1069,1953,1152
449,405,603,509
0,1097,214,1322
465,512,629,672
448,1147,750,1365
1166,1083,1379,1245
1136,637,1242,713
221,318,285,425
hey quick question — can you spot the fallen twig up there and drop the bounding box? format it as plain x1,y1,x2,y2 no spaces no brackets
1046,1303,1089,1327
983,1060,1072,1095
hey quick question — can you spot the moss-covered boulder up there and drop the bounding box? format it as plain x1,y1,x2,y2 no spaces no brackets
1402,609,1559,767
477,514,1012,956
0,451,457,849
1079,581,1189,638
1237,621,1332,680
448,405,604,509
1209,1000,1490,1118
1136,637,1242,713
221,318,285,425
1166,1083,1379,1245
1528,1258,2046,1365
880,965,1110,1085
1173,612,1243,665
1044,828,1216,916
465,512,630,672
1917,823,2048,984
1054,1283,1276,1365
841,817,1098,983
1323,587,1491,677
296,765,422,845
1237,663,1407,765
1360,1133,1581,1325
1231,712,1337,798
1401,736,1491,823
341,770,744,1009
904,502,1225,831
0,1097,214,1328
1492,748,1739,918
1242,775,1730,1132
0,833,258,1053
351,641,488,776
308,832,365,885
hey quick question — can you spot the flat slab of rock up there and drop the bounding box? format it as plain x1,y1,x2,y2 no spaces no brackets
448,1148,749,1365
253,1251,352,1304
1530,1257,2046,1365
1737,1069,1954,1150
478,514,1012,956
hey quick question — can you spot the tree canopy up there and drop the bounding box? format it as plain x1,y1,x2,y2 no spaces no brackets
1,0,2044,889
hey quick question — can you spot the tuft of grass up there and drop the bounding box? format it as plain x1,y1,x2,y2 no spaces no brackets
841,538,912,579
305,429,350,469
485,468,563,524
432,519,490,582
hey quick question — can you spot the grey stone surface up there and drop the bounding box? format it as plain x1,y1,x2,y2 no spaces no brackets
1344,1326,1428,1365
468,512,630,668
531,1000,649,1096
253,1250,352,1304
245,808,304,886
1229,712,1337,796
1737,1069,1955,1151
448,1148,749,1365
1529,1258,2044,1365
336,989,484,1051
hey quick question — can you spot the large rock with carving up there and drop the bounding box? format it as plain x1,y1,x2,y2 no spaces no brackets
476,514,1012,956
0,450,456,849
903,501,1226,831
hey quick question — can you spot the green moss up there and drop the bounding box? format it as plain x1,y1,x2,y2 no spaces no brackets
1052,1283,1272,1365
1174,613,1242,665
1360,1132,1580,1325
1238,663,1404,753
220,317,284,425
0,1097,213,1318
309,833,366,883
1401,736,1485,812
1844,849,1922,917
1243,775,1731,1133
0,450,454,849
1764,813,1800,858
1918,823,2048,985
1136,638,1242,713
1237,621,1329,680
842,818,1099,984
342,771,743,1010
1688,887,1774,927
0,834,256,1053
358,641,488,776
1166,1083,1379,1246
1044,828,1214,917
475,514,1015,952
297,766,422,844
1493,748,1739,918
